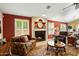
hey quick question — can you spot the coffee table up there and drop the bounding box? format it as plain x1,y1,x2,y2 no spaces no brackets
47,40,66,56
48,40,55,46
47,40,56,51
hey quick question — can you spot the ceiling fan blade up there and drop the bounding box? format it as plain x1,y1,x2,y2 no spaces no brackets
75,3,79,9
63,3,74,10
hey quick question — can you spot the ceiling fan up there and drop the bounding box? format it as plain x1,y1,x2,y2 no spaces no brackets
63,3,79,10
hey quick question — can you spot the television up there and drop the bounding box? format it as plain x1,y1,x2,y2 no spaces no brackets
60,31,68,36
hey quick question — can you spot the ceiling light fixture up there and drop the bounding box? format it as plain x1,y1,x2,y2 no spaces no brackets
42,14,46,17
41,5,51,17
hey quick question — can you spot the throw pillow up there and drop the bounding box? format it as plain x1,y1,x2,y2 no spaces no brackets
20,36,26,42
23,35,29,42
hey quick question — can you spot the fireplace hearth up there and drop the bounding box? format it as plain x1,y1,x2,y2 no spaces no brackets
35,31,46,41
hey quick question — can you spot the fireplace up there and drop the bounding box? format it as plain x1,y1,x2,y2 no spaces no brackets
35,31,46,41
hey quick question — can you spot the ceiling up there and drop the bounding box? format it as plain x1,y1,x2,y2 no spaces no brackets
0,3,73,22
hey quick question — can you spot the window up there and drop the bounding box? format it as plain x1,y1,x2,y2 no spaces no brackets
60,24,67,31
16,21,22,29
48,22,54,35
76,24,79,32
15,19,29,36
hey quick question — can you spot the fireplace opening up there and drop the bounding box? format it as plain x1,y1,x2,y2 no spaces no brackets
35,31,46,41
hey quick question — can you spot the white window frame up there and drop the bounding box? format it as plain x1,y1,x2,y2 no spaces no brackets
15,18,29,36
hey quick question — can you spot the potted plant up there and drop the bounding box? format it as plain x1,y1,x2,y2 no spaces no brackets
68,26,72,32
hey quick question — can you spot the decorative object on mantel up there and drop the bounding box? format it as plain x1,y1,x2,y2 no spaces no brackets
34,19,46,29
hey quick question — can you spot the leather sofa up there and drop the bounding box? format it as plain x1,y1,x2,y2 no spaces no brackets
10,35,36,56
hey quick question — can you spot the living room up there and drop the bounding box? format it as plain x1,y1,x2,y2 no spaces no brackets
0,3,79,56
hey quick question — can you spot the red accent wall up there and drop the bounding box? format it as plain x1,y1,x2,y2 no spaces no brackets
3,13,32,42
48,20,67,39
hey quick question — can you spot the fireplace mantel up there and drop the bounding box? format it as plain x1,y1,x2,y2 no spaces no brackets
34,29,46,31
32,17,47,41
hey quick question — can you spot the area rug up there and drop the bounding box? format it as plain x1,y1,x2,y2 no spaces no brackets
27,42,79,56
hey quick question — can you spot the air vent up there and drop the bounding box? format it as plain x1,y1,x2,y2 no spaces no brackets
46,5,51,9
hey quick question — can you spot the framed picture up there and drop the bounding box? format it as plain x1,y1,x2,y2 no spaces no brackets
0,21,1,34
